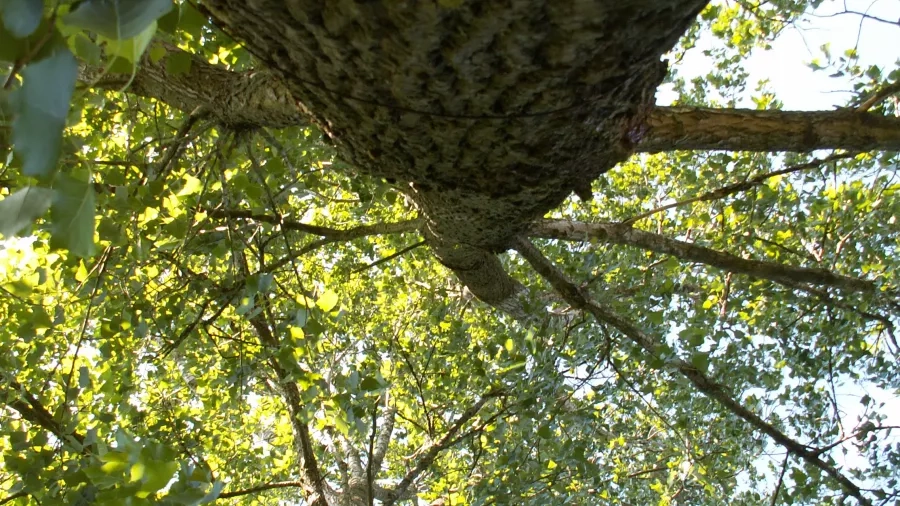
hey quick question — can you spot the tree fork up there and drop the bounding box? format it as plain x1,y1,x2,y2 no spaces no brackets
197,0,709,306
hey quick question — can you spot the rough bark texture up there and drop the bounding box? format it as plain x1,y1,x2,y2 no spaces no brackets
641,106,900,152
199,0,709,307
78,42,305,129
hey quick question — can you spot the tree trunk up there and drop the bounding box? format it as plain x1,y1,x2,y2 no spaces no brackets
86,2,900,312
197,0,709,307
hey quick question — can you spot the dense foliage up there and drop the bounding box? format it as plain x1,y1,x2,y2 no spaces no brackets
0,1,898,505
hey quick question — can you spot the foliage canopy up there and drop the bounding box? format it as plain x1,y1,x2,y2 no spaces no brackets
0,1,899,505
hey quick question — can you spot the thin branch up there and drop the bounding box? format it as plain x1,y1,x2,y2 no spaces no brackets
382,389,506,506
157,291,237,359
352,241,426,274
513,236,873,506
209,209,421,240
769,453,790,506
0,376,85,448
247,315,329,506
219,481,306,499
0,492,28,505
622,153,856,225
152,106,210,183
811,9,900,28
531,220,879,296
266,219,423,273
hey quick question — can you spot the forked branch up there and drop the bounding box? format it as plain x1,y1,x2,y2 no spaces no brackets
513,237,873,506
382,389,506,506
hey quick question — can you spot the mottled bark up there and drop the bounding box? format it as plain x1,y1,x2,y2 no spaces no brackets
640,106,900,152
84,2,900,315
198,0,708,308
81,51,900,155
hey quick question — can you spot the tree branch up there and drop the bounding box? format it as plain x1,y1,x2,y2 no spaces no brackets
79,41,306,129
0,376,85,448
641,107,900,153
372,398,396,472
513,236,873,506
531,220,879,296
247,316,329,506
219,480,307,499
857,80,900,113
622,152,857,225
208,209,421,239
382,389,506,506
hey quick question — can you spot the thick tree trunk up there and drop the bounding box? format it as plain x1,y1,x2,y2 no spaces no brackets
81,2,900,313
198,0,709,307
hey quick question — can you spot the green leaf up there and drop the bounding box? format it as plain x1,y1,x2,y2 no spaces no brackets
2,0,43,38
63,0,172,40
50,174,96,257
316,290,339,312
198,481,224,504
156,2,179,33
148,42,166,63
99,20,157,65
71,32,102,64
10,47,77,178
360,376,381,391
137,460,178,497
177,2,205,39
0,186,53,238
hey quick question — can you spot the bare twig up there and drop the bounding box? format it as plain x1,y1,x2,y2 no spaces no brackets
219,481,306,499
352,240,426,274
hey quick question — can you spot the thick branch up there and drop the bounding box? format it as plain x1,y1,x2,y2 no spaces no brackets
513,237,872,506
641,107,900,152
79,42,305,129
248,317,329,506
531,220,878,295
372,401,396,472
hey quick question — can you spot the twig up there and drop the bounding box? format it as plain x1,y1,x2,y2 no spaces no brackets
769,454,790,506
219,481,306,499
351,240,426,274
622,153,855,225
